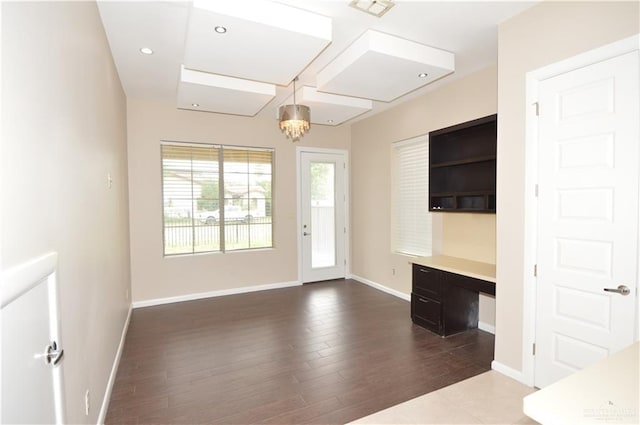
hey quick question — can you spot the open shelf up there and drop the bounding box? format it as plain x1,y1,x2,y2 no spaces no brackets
430,192,496,212
430,155,496,169
429,115,497,213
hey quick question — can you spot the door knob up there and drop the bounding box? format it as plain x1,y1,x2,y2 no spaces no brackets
44,341,64,366
603,285,630,296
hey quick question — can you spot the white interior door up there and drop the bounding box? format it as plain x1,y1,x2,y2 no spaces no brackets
534,51,639,388
1,253,65,424
300,151,346,283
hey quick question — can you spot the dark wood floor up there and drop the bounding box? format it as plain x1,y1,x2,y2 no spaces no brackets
106,279,494,425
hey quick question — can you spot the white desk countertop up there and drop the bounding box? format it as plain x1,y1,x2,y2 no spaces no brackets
411,255,496,283
523,342,639,424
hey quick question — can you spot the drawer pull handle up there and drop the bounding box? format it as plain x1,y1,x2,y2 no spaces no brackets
418,298,429,303
419,268,430,273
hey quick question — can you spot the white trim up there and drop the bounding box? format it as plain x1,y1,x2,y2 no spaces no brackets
97,305,132,425
523,34,640,388
528,34,640,82
521,80,540,388
478,321,495,335
350,274,410,302
296,147,350,284
132,280,301,308
1,252,58,308
491,360,528,385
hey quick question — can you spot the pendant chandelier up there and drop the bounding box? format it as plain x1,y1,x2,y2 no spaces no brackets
278,77,310,142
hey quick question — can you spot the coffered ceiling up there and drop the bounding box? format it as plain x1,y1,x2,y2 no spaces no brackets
97,0,536,126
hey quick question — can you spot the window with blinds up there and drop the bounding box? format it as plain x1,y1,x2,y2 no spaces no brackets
391,136,432,256
161,142,273,256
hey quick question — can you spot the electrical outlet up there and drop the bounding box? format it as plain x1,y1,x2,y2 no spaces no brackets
392,268,396,276
107,172,113,189
125,289,129,301
84,390,90,415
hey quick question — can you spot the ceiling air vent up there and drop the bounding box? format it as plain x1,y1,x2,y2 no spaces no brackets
349,0,394,18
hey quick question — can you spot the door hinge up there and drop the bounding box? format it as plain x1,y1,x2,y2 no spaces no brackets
534,264,538,277
532,343,536,355
344,259,347,265
535,184,539,197
534,102,540,116
344,227,346,234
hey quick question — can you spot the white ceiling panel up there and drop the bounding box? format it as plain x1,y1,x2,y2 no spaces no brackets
97,1,190,100
177,67,275,116
279,86,372,126
98,1,539,124
184,0,332,85
317,30,455,102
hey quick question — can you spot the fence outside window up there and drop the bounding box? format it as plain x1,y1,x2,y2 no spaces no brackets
161,142,274,256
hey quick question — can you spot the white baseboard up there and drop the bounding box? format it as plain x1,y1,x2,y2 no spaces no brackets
132,280,302,308
478,321,496,334
491,360,528,385
98,304,132,425
350,274,410,302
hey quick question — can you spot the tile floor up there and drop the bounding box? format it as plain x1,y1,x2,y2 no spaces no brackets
348,371,539,425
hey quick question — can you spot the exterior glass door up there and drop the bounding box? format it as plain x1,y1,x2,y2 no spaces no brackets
300,151,346,283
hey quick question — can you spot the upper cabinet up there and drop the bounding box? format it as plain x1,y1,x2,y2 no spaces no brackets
429,114,497,213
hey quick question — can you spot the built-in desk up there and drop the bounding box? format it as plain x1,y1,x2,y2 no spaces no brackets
410,255,496,336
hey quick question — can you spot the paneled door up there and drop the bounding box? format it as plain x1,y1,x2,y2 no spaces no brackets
300,151,347,283
534,51,639,388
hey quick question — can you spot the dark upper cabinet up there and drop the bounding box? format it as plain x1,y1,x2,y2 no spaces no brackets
429,114,497,213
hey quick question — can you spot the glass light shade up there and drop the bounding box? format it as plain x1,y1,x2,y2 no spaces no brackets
278,104,310,142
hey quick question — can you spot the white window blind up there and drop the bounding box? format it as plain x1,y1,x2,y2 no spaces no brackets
391,136,432,256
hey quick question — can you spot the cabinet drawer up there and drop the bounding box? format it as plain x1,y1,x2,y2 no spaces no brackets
448,272,496,296
412,265,442,300
411,293,441,333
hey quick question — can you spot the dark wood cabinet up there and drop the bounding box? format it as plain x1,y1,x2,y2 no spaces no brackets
411,263,495,337
429,114,497,213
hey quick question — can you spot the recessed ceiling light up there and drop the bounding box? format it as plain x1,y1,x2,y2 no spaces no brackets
214,26,227,34
327,119,334,124
418,72,428,78
191,103,200,107
139,47,154,55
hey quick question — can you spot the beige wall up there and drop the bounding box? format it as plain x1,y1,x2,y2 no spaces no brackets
350,65,498,325
496,0,639,372
1,2,130,423
127,99,350,302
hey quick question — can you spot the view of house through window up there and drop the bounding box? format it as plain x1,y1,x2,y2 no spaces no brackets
161,142,273,255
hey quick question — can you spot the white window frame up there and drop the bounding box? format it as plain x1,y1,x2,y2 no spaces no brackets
160,141,274,256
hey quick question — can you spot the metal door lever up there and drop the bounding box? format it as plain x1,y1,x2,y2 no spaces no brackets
603,285,630,296
45,341,64,365
303,232,310,236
